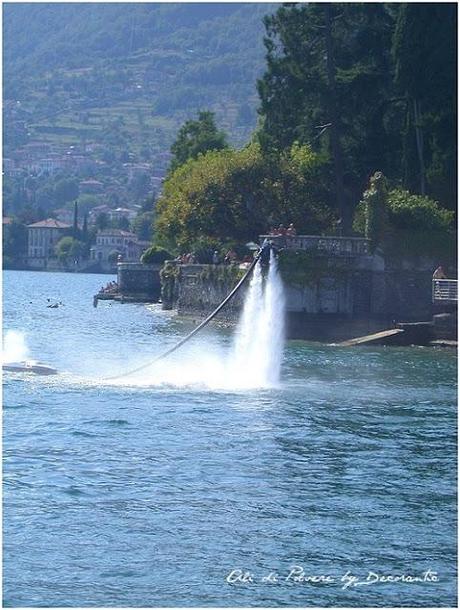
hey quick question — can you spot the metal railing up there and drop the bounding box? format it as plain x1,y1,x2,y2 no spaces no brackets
432,279,458,302
259,234,370,256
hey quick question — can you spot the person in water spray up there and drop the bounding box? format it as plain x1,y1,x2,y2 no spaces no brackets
258,238,280,267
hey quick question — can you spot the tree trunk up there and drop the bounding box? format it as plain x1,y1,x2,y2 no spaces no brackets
413,98,426,195
324,3,348,233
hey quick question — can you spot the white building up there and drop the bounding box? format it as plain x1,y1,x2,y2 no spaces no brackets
90,229,149,266
88,204,112,224
27,218,71,268
107,207,138,223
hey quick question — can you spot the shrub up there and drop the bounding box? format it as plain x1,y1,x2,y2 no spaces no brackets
386,189,454,232
141,245,172,264
354,184,455,257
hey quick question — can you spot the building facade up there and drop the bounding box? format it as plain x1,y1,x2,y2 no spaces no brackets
89,229,149,269
107,207,138,223
27,218,71,268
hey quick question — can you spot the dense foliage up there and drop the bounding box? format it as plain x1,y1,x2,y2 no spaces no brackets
140,246,172,265
354,175,455,257
55,236,86,263
257,2,457,224
3,220,28,268
392,3,457,207
155,142,333,252
169,111,229,173
361,172,389,251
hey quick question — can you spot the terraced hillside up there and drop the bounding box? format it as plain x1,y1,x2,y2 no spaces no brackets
4,3,274,158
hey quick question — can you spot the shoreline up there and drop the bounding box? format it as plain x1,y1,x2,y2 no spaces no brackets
171,311,458,350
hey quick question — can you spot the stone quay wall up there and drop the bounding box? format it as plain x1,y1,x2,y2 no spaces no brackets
176,264,246,322
161,238,438,341
117,262,162,302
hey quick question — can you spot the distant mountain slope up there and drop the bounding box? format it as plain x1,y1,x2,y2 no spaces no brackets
3,3,275,151
4,3,268,79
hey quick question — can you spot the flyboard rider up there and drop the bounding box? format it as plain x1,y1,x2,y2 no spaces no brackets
258,237,281,267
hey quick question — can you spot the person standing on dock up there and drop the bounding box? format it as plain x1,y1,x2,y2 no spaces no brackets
433,265,447,299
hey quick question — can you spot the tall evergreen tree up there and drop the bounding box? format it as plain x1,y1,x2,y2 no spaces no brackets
257,3,396,232
392,3,457,208
73,200,79,237
169,110,229,173
82,212,88,238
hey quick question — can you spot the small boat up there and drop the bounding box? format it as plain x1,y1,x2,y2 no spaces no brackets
3,360,58,376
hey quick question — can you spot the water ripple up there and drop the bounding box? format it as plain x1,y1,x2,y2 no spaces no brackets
2,270,457,607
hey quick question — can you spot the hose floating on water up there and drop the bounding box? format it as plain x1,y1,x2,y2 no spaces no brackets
103,253,261,381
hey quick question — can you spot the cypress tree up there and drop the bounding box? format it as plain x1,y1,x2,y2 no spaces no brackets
82,212,88,239
73,200,79,237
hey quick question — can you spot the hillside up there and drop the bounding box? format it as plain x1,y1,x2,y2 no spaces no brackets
3,3,274,161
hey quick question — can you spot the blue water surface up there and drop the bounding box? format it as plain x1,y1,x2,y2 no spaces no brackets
3,270,457,607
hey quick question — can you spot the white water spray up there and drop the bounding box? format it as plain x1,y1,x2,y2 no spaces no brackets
229,251,285,387
2,330,30,363
91,254,285,390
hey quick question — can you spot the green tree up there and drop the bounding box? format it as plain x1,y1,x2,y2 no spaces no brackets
95,212,109,231
141,245,172,264
155,142,333,253
169,110,229,173
257,3,397,230
82,212,88,240
55,236,86,264
3,176,31,213
35,183,56,211
54,178,79,206
130,172,151,200
2,219,28,265
72,200,79,236
113,216,130,231
132,211,154,241
354,182,454,258
76,193,101,213
392,3,457,208
24,176,38,204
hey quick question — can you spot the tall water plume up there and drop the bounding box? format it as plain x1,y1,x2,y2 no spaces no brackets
96,253,286,390
229,251,285,387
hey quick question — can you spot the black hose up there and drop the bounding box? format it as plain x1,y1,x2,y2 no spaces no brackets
103,254,261,380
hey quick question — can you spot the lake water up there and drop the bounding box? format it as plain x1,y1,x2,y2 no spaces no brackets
3,270,457,607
